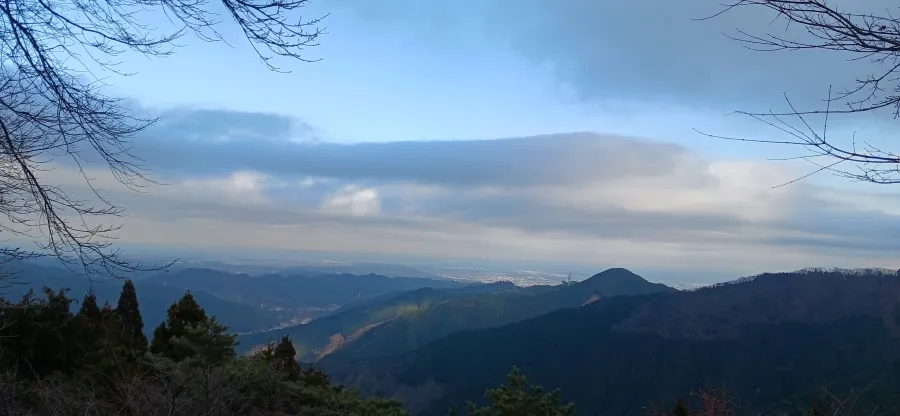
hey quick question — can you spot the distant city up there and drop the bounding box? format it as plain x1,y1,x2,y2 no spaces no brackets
168,255,711,290
420,265,578,287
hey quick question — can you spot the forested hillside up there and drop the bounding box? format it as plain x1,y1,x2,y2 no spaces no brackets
238,282,520,358
326,269,900,416
318,268,673,363
0,280,409,415
3,270,898,416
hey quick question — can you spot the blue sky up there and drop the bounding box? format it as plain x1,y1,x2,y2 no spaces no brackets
107,0,790,152
33,0,900,280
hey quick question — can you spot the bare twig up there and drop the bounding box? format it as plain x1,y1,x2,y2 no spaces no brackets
0,0,326,280
701,1,900,186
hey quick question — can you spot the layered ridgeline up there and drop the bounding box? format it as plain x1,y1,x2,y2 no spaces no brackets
238,281,522,357
326,269,900,416
240,268,673,361
4,261,465,337
3,263,282,334
160,260,447,281
142,268,465,310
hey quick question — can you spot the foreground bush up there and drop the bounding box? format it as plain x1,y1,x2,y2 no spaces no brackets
0,282,405,415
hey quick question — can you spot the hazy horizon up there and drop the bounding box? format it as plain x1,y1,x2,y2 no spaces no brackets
18,0,900,279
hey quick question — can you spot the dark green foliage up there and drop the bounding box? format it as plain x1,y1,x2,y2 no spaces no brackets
320,268,672,363
0,288,81,378
451,367,575,416
0,278,410,416
149,291,213,360
259,335,301,380
78,291,101,321
3,263,289,335
115,279,148,353
162,317,237,366
72,292,106,371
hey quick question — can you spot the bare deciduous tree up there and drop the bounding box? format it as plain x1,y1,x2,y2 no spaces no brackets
0,0,325,278
700,1,900,186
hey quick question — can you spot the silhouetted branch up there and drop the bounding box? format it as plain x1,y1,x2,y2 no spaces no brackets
0,0,326,279
700,1,900,186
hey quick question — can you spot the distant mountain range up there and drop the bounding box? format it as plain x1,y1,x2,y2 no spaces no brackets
1,260,466,336
17,256,900,416
313,268,673,364
239,268,670,361
143,268,464,310
20,256,449,281
324,268,900,416
158,260,448,281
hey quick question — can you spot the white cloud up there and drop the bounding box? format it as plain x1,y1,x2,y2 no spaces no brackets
299,177,318,188
24,124,900,279
321,185,381,216
180,170,273,204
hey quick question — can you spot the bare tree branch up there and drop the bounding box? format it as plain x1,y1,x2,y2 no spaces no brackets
701,1,900,186
0,0,326,280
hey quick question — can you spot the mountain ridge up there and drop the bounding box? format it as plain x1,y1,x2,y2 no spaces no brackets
316,268,673,364
237,281,523,358
325,268,900,415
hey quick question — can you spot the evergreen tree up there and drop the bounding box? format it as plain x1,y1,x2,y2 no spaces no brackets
150,321,171,357
0,288,80,378
166,317,237,365
150,291,235,364
273,335,300,380
259,335,303,381
72,291,103,368
457,366,575,416
115,279,148,353
78,291,102,322
150,291,207,358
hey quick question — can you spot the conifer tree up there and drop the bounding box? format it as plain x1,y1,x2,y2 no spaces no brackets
78,291,102,322
165,291,207,333
170,317,237,365
115,279,148,353
458,366,575,416
72,291,104,368
5,288,81,378
96,300,136,375
150,291,206,358
260,335,302,381
150,291,236,364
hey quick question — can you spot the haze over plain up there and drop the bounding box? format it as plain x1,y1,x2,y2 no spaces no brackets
31,0,900,281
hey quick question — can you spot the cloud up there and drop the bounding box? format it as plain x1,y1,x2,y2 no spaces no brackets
336,0,892,115
36,108,900,277
111,108,691,188
322,185,381,216
179,170,273,204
